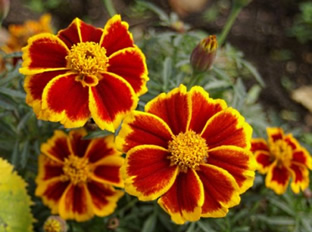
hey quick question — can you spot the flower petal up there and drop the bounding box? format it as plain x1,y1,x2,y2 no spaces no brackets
122,145,178,201
58,184,94,222
41,73,90,128
100,14,134,57
292,149,312,169
265,163,290,194
197,164,240,217
35,178,70,214
68,129,90,158
254,151,272,174
115,111,173,153
267,127,284,143
20,33,69,75
201,108,252,149
89,72,138,132
87,180,124,217
85,134,120,163
145,85,190,134
188,86,227,133
40,130,71,163
251,138,269,152
207,145,256,193
289,163,309,194
157,170,204,224
107,47,149,96
37,155,64,181
24,70,67,116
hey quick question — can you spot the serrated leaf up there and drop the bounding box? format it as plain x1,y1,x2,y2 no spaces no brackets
0,158,34,232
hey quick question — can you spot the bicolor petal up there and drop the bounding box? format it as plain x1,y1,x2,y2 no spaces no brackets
267,127,284,143
289,163,309,194
201,108,252,149
68,129,90,158
188,86,227,133
20,33,69,75
115,111,173,152
87,180,124,217
197,164,240,217
145,85,190,134
254,151,272,174
251,138,269,152
265,163,290,194
107,47,149,96
122,145,178,201
158,170,204,224
37,155,64,181
100,14,134,56
89,72,138,132
207,145,256,193
41,73,90,128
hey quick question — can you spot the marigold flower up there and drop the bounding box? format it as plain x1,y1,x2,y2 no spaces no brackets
116,84,255,224
43,215,67,232
19,15,149,132
190,35,217,72
2,14,53,54
251,128,312,195
35,129,124,222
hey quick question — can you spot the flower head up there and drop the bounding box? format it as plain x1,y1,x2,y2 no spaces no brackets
20,15,149,132
43,216,67,232
116,85,255,224
251,127,312,194
2,14,53,54
190,35,218,72
35,129,124,222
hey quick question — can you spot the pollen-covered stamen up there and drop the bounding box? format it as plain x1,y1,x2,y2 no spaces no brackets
66,41,108,76
168,130,208,172
62,155,89,185
270,140,292,167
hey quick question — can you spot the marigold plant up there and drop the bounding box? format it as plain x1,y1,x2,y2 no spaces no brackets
19,14,149,132
116,84,256,224
251,127,312,194
35,129,124,222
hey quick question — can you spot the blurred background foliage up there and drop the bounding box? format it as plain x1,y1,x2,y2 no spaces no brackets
0,0,312,231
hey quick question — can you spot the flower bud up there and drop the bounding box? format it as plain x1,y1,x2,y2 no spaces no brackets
43,216,68,232
190,35,217,72
0,0,9,22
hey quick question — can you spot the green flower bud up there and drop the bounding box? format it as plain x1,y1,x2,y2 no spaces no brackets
190,35,218,72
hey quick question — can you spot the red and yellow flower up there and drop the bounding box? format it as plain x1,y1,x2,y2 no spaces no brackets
116,85,255,224
251,127,312,194
35,129,124,222
20,15,148,132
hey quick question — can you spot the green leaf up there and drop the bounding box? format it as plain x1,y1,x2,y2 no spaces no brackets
0,158,34,232
0,87,26,99
141,213,157,232
162,57,172,91
242,60,265,87
268,198,295,216
197,220,216,232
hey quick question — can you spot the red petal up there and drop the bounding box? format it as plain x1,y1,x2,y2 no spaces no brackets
57,18,103,48
265,164,290,194
208,146,255,193
93,164,122,186
158,170,203,224
68,129,90,158
89,73,137,131
267,128,284,143
41,130,71,162
201,108,252,149
292,150,309,167
116,111,173,153
289,163,309,193
188,86,227,133
107,47,148,96
42,73,90,128
197,164,240,217
20,34,68,74
255,151,272,173
100,15,134,57
145,85,190,134
284,134,300,150
123,145,178,201
39,155,64,181
251,138,269,152
87,180,124,216
41,180,70,203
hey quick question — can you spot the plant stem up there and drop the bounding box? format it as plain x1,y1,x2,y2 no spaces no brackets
218,5,243,46
103,0,117,17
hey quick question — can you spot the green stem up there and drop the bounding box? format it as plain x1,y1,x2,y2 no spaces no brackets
218,5,243,46
103,0,117,17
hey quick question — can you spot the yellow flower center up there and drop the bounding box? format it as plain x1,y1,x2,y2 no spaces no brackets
43,218,61,232
270,140,292,167
168,130,208,172
66,41,108,76
62,155,89,185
